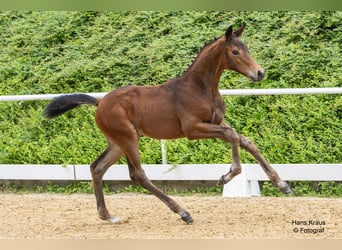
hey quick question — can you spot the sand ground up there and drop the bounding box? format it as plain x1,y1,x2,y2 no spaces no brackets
0,193,340,239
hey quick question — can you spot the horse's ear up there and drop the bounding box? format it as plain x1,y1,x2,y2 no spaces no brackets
234,24,246,37
225,25,233,40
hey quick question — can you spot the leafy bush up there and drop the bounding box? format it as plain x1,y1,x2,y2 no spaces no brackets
261,181,342,197
0,11,341,196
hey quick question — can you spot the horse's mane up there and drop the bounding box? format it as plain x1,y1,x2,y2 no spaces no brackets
181,37,219,75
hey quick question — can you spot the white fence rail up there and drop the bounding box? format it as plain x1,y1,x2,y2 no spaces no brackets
1,164,341,197
1,88,341,197
0,87,342,101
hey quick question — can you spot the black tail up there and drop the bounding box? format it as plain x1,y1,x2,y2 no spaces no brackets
44,94,98,119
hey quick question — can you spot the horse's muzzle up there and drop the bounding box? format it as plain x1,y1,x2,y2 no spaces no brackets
249,69,264,82
257,70,264,82
248,69,264,82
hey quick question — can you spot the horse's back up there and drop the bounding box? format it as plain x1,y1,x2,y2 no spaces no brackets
96,82,185,139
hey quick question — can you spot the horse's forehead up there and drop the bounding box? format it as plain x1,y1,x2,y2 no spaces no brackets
229,35,247,49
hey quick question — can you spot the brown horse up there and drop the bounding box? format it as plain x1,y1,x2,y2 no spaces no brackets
45,25,291,224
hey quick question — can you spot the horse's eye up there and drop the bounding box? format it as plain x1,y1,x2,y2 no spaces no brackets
232,50,239,56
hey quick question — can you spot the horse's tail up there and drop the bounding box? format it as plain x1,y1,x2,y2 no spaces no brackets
44,94,98,119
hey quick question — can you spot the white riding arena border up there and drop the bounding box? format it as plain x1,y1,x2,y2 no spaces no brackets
1,164,342,197
1,87,341,197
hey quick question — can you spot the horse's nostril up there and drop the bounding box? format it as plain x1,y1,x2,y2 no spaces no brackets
257,70,264,81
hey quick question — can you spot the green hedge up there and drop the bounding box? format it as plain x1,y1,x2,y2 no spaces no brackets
0,12,341,195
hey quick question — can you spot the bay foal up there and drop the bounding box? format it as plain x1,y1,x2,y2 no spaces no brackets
45,25,292,224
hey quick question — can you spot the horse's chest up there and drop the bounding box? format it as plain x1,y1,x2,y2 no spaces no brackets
200,99,225,124
211,102,225,124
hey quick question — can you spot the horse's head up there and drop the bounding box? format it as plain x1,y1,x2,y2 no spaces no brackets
224,25,264,82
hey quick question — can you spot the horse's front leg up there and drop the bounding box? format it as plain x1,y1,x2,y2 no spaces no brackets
216,122,242,186
182,121,242,185
238,135,292,194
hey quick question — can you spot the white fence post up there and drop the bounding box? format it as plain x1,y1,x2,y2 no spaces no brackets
161,140,167,165
222,166,261,197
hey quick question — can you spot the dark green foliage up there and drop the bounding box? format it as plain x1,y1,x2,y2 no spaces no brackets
0,11,341,195
261,181,342,197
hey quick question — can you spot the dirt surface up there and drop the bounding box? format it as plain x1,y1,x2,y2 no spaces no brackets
0,193,341,239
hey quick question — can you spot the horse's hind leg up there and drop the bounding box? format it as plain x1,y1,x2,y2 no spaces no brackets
124,146,193,224
238,135,292,194
90,144,124,223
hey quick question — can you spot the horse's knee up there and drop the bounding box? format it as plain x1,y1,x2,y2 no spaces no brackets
129,168,147,184
239,136,259,154
90,162,105,180
90,162,100,179
129,168,140,182
129,171,137,182
223,127,240,144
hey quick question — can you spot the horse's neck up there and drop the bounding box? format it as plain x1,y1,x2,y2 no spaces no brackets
182,37,225,95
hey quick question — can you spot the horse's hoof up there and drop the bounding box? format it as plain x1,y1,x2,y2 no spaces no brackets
216,176,225,186
281,185,292,195
180,211,194,224
279,181,292,195
107,217,122,224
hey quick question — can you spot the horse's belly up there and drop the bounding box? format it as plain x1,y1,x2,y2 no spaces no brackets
137,115,184,140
